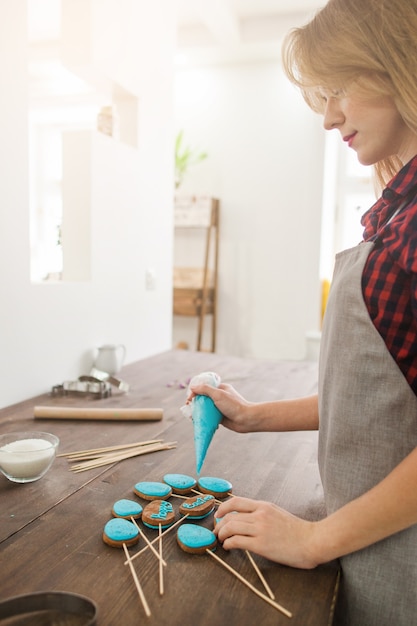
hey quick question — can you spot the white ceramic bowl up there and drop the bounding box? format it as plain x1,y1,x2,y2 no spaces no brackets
0,431,59,483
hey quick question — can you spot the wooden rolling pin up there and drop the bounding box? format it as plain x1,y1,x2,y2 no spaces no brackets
34,406,163,421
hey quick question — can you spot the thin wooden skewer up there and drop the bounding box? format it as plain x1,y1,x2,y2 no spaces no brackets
69,443,177,472
57,439,164,459
159,524,164,596
122,543,151,618
70,442,176,466
126,515,190,565
206,550,292,618
130,518,167,567
245,550,275,600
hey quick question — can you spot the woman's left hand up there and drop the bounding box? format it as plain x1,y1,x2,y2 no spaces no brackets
214,496,321,569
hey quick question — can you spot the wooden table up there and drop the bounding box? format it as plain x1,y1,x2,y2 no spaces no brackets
0,350,338,625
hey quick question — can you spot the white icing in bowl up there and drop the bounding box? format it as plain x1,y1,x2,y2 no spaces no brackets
0,431,59,483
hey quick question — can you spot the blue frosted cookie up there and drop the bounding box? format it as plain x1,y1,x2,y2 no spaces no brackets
197,476,232,499
133,481,172,501
112,499,143,519
179,494,215,519
103,518,139,548
142,500,176,530
163,473,197,494
177,524,217,554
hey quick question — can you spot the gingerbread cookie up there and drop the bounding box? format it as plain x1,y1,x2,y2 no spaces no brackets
179,494,215,519
133,481,172,500
103,518,139,548
197,476,232,499
112,499,143,519
163,473,197,494
177,524,217,554
142,500,176,530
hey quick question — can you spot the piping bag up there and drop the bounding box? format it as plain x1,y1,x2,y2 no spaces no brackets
181,371,223,475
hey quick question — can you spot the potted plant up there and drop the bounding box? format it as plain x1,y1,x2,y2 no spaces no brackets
174,130,208,189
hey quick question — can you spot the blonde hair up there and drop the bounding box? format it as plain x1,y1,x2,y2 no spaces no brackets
282,0,417,190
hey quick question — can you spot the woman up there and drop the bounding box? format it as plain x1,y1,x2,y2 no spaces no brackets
189,1,417,624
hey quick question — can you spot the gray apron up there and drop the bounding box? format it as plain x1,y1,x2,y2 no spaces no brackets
318,240,417,626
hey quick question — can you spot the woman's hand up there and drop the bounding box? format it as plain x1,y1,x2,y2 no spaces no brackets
214,496,321,569
188,382,255,433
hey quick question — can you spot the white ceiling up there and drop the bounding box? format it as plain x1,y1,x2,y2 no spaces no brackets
27,0,324,104
176,0,323,24
175,0,324,66
28,0,324,59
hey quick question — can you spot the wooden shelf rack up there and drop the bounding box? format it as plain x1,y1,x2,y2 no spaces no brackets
173,196,219,352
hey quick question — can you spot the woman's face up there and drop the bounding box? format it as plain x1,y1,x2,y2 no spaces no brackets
320,88,417,166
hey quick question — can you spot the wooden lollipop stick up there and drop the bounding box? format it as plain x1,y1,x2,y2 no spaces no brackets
122,543,151,618
57,440,164,458
159,524,164,596
126,515,190,565
130,518,167,567
245,550,275,600
206,550,292,618
68,442,177,472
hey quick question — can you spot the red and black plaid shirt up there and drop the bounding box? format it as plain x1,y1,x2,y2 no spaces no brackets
361,154,417,395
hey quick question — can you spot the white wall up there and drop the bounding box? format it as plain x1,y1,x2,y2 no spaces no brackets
0,2,327,409
173,60,325,359
0,0,176,408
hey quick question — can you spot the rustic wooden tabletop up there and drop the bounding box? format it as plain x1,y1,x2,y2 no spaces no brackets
0,350,338,626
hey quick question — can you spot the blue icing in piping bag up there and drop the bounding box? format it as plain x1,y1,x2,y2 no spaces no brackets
181,371,222,475
192,394,223,475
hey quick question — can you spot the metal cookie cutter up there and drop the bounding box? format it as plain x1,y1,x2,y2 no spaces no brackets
89,367,130,392
52,376,112,399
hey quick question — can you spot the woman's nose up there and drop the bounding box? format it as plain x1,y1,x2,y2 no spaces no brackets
323,97,344,131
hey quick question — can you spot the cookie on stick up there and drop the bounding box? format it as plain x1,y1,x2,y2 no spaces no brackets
177,524,217,554
179,494,215,520
112,499,143,520
176,523,291,618
133,481,172,500
103,518,139,548
163,473,197,494
197,476,232,499
142,500,176,530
